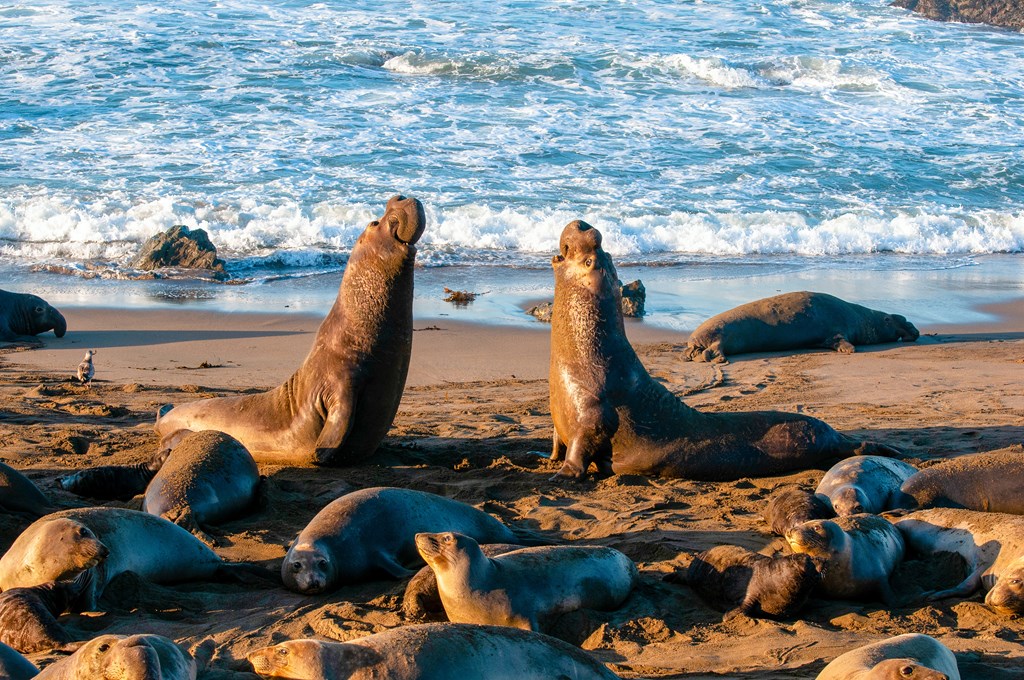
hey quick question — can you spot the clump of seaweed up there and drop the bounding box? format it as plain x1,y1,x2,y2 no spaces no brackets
443,287,487,307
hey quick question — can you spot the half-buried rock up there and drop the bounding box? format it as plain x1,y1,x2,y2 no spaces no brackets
131,224,227,280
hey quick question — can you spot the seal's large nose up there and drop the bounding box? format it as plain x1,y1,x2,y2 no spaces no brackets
558,220,602,257
385,195,426,245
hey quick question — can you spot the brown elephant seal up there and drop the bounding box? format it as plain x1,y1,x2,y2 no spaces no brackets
817,633,960,680
0,289,66,342
0,641,38,680
763,486,836,536
889,508,1024,613
548,220,899,481
0,507,250,611
0,462,55,517
57,448,170,501
682,291,919,364
142,430,261,545
403,542,521,621
816,456,919,516
282,487,526,593
0,574,88,653
786,515,905,603
154,195,425,466
415,531,637,631
684,544,823,619
247,623,621,679
899,446,1024,514
35,634,196,680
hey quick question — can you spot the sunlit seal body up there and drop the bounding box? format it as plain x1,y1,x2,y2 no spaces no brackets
0,289,66,342
685,544,823,619
899,446,1024,514
786,514,904,603
548,220,898,481
816,456,919,516
817,633,960,680
403,543,521,622
154,195,425,466
0,462,55,517
247,623,621,680
415,531,637,631
890,508,1024,614
142,430,260,544
0,508,229,611
0,641,38,680
682,291,919,364
57,448,170,501
282,487,522,594
34,634,196,680
763,486,836,536
0,575,88,653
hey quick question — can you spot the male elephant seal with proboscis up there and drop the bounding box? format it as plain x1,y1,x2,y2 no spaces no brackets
899,445,1024,514
0,462,55,517
682,291,919,363
816,456,919,516
0,289,66,343
0,641,38,680
154,195,425,466
547,220,899,481
247,623,622,680
415,531,637,632
817,633,960,680
34,634,197,680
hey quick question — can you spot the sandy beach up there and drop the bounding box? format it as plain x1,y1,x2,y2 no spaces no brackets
2,299,1023,679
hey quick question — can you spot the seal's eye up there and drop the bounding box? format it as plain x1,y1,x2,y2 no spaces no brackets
899,665,914,676
97,642,111,653
1010,578,1022,585
34,306,44,314
584,257,593,267
443,534,453,543
317,559,328,570
276,647,289,656
290,562,302,573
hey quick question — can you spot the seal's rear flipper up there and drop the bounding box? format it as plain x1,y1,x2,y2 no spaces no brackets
510,526,559,547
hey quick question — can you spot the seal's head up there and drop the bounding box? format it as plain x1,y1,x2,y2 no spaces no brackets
984,556,1024,616
352,195,425,261
866,659,949,679
72,634,195,680
28,518,109,581
785,519,842,558
20,294,66,338
414,531,479,571
742,553,823,619
248,639,380,679
888,314,920,342
831,485,869,516
552,220,618,296
282,542,336,594
763,487,834,536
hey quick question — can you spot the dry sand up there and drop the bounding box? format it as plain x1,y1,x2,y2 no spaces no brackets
1,300,1023,679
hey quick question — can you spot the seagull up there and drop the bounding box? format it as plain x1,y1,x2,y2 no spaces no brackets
77,349,95,388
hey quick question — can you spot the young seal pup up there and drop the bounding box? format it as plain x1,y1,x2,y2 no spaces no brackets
415,531,637,631
817,633,960,680
247,623,621,679
282,487,525,594
34,634,197,680
763,485,836,536
57,448,170,501
0,462,55,517
0,575,88,653
816,456,919,516
899,446,1024,514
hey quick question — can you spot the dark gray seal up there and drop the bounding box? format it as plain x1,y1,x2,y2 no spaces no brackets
815,455,919,515
403,543,521,622
548,220,899,481
247,623,622,680
282,487,524,594
817,633,960,680
0,462,55,517
0,575,88,653
57,448,170,501
763,486,836,536
899,446,1024,514
142,430,261,545
0,641,38,680
34,633,196,680
154,195,425,466
682,291,919,363
0,289,66,342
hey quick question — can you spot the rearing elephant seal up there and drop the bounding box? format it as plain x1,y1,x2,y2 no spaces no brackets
548,220,898,481
0,288,66,342
817,633,960,680
682,291,919,363
899,446,1024,514
154,195,425,466
34,634,197,680
247,623,621,680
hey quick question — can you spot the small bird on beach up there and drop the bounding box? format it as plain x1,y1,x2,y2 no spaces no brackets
77,349,95,387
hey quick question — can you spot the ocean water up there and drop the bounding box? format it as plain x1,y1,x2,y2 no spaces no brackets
1,0,1022,328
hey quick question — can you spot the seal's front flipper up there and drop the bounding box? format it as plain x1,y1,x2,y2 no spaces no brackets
827,334,856,354
313,401,354,465
927,565,984,601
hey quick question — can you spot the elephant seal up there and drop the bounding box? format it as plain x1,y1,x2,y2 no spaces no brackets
548,220,899,481
889,508,1024,613
247,623,621,680
35,634,196,680
0,507,246,611
154,195,425,466
684,544,823,619
763,486,836,536
142,430,261,544
899,446,1024,514
0,289,66,342
0,641,38,680
415,531,637,631
403,542,521,621
816,456,919,516
0,462,55,517
786,515,904,603
0,575,88,653
817,633,960,680
682,291,919,363
57,448,170,501
282,487,525,594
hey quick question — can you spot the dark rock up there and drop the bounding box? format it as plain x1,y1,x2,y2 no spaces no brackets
526,279,647,322
131,226,227,279
891,0,1024,30
526,302,554,323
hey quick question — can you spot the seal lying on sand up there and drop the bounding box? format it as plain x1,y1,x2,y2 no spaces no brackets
682,291,919,363
889,508,1024,613
817,633,960,680
548,220,899,481
403,543,521,622
0,462,55,517
786,515,904,603
0,289,66,342
282,487,526,594
899,446,1024,514
57,448,170,501
415,531,636,631
247,623,621,680
155,195,425,466
0,641,38,680
763,486,836,536
816,456,919,516
142,430,261,545
0,575,88,653
684,544,823,619
35,634,197,680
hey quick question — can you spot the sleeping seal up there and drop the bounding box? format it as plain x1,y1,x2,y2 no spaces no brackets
815,456,919,516
899,446,1024,514
817,633,960,680
34,634,196,680
57,448,170,501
